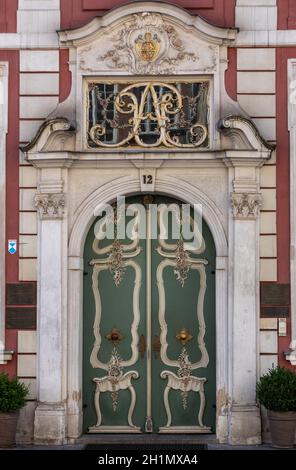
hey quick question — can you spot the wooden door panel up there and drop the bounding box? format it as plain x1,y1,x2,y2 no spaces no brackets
83,195,216,433
83,213,146,432
151,199,216,432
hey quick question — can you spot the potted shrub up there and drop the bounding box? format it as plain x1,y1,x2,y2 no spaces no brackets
256,366,296,448
0,373,28,447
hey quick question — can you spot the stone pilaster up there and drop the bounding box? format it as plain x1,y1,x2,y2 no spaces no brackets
229,190,262,445
34,184,67,445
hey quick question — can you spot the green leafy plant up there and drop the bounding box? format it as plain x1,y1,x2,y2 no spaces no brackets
0,373,28,412
256,367,296,412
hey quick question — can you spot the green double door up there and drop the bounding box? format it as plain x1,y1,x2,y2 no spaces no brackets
83,195,216,434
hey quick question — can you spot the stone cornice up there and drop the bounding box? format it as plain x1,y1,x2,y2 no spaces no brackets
58,2,237,47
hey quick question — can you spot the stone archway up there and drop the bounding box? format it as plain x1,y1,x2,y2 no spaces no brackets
66,176,229,442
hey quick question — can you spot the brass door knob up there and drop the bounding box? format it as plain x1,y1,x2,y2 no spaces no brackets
176,328,193,345
106,327,124,345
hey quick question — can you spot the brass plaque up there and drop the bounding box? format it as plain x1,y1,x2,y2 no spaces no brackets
260,306,289,318
6,283,36,305
260,283,290,306
6,307,36,329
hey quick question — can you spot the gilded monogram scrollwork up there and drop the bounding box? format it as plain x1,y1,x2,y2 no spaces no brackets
87,81,209,149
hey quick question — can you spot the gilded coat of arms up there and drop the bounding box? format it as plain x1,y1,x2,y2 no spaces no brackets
135,31,161,62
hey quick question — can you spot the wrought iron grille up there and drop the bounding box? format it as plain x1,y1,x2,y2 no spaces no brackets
87,80,210,149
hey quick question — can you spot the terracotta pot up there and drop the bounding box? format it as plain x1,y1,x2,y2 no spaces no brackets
0,411,19,448
267,410,296,448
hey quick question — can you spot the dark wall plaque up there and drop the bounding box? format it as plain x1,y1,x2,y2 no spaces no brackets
261,306,289,318
6,307,36,329
6,283,36,305
261,283,290,306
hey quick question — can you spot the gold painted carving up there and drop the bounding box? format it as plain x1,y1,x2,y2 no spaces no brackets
135,32,161,62
107,347,123,411
177,348,192,410
176,328,193,345
108,239,125,287
174,239,191,287
106,328,124,345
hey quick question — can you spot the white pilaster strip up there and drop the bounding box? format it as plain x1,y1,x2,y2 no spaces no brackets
17,0,60,34
0,62,12,364
287,60,296,361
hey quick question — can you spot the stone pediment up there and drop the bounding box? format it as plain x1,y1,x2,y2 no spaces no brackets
59,3,236,76
78,13,218,75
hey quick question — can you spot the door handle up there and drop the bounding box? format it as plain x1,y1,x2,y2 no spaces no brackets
152,335,161,359
138,334,146,359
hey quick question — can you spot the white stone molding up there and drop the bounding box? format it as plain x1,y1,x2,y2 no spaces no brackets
231,193,262,220
236,0,277,32
17,0,60,35
3,30,296,50
285,340,296,366
35,193,65,220
0,62,13,364
22,118,74,154
18,0,60,10
59,3,236,46
221,117,274,157
0,350,14,365
288,59,296,365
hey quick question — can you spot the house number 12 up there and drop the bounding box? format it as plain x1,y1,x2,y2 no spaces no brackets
142,174,153,184
140,169,156,192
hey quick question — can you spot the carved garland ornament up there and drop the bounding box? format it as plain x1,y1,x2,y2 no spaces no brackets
97,13,203,75
174,239,191,287
107,347,123,411
177,347,192,410
35,193,65,219
108,238,126,287
231,193,262,220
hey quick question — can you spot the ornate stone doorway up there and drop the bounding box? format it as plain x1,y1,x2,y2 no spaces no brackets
82,195,216,434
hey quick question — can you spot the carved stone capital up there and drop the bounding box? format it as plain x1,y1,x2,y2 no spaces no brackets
35,193,65,220
231,193,262,220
